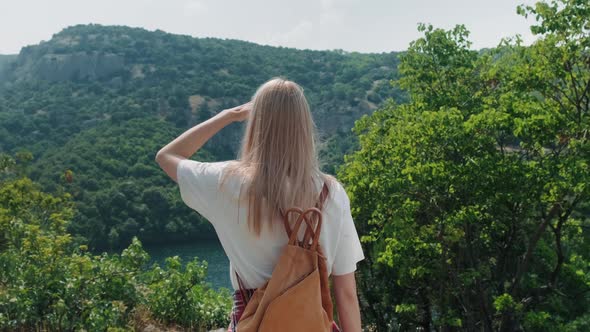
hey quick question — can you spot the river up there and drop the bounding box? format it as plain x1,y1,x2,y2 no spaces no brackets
144,239,232,290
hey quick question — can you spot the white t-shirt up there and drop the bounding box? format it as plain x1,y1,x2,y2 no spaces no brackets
177,159,365,290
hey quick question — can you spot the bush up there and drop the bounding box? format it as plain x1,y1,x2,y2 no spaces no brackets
0,154,232,331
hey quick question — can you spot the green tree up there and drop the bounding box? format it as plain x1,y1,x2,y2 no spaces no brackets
340,1,590,330
0,152,231,330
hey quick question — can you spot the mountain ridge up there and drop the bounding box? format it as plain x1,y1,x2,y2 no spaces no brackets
5,23,399,83
0,23,404,249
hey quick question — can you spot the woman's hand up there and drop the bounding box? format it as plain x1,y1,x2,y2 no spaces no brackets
224,101,253,122
155,101,252,179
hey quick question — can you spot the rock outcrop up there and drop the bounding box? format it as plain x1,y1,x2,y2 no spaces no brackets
16,51,124,81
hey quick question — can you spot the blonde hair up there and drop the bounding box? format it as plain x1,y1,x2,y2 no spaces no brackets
221,77,336,235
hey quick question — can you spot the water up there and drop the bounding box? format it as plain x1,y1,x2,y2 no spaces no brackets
144,239,232,290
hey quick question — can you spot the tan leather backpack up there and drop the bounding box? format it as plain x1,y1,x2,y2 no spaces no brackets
235,182,334,332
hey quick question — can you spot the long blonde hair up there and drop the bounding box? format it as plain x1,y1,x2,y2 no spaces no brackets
222,77,335,235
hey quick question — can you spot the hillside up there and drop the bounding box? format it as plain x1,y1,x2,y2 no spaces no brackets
0,54,16,65
0,54,17,80
0,24,403,249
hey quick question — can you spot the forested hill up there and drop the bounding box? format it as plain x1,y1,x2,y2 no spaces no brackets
0,54,16,73
0,24,403,249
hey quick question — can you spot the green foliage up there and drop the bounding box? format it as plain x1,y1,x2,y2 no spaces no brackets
0,24,402,250
494,294,523,313
340,1,590,330
29,117,218,249
142,256,232,330
318,128,360,175
0,153,232,330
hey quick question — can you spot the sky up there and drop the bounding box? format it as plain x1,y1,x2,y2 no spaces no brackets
0,0,539,55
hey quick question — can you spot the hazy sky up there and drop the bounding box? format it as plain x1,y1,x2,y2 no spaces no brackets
1,0,539,54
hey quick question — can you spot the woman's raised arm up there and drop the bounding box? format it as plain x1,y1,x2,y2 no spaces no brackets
155,102,251,182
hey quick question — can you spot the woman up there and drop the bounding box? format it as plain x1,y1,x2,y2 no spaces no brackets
156,77,364,331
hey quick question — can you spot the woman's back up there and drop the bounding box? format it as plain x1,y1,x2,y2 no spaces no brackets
176,159,364,290
158,76,364,331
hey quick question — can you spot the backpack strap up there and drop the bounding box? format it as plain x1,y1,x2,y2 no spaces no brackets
284,207,323,251
235,270,251,304
316,181,330,210
303,181,329,247
280,181,329,243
